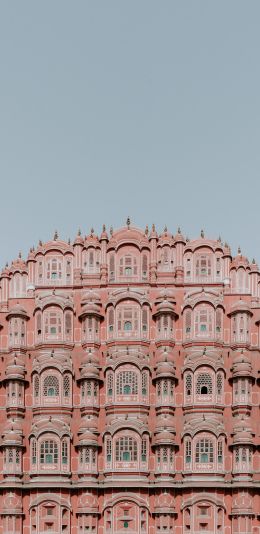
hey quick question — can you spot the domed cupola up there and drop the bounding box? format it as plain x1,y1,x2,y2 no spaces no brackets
6,304,29,349
2,353,26,416
231,351,254,416
78,349,102,413
0,419,24,478
153,348,177,413
231,417,255,479
153,290,178,344
152,414,177,478
79,290,104,345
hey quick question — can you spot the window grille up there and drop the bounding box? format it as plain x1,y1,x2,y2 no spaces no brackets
162,447,168,463
185,440,191,463
116,371,138,395
65,311,72,337
142,308,148,331
34,375,40,398
40,440,58,464
185,310,192,333
43,375,59,397
115,437,138,462
108,308,114,330
32,439,37,464
141,439,147,461
16,449,20,464
218,441,223,463
185,374,192,396
107,373,113,396
196,373,212,395
8,448,13,463
141,371,148,395
63,374,70,397
142,254,148,277
106,438,112,462
62,441,68,464
195,439,214,463
217,373,223,395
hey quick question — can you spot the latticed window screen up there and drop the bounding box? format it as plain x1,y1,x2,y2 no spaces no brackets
34,375,39,397
142,254,148,276
32,440,37,464
7,448,13,463
217,373,223,395
142,308,148,331
116,371,138,395
40,440,58,464
15,449,20,464
185,441,191,463
141,439,147,461
185,374,192,396
142,371,148,395
195,255,212,277
196,373,213,394
218,441,223,463
108,308,114,330
63,374,70,397
65,312,72,336
106,438,112,461
216,308,222,332
195,439,214,463
115,437,138,462
107,373,114,396
43,375,59,396
62,441,68,464
185,310,192,333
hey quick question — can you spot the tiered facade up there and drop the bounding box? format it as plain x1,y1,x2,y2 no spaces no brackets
0,222,259,534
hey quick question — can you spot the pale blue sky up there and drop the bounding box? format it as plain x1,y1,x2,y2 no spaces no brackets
0,1,260,265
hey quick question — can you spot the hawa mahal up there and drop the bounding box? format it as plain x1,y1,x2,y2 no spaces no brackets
0,221,259,534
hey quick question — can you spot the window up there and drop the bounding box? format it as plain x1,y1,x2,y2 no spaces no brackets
141,439,147,462
34,375,40,398
116,370,138,395
43,375,59,397
115,437,138,462
195,254,212,278
32,439,37,465
185,374,192,397
106,438,112,462
124,321,132,331
142,371,148,396
185,440,191,463
40,440,58,464
195,439,213,464
62,440,68,464
107,373,114,397
63,374,70,397
218,441,223,464
196,373,213,395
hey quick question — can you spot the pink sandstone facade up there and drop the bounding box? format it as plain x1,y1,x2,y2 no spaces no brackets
0,222,259,534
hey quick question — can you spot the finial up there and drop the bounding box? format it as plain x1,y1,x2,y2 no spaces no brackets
102,224,106,232
77,228,81,236
203,347,206,356
18,251,22,259
152,223,155,232
186,236,189,242
32,246,35,251
126,216,131,228
164,225,167,233
178,226,181,234
218,236,221,243
224,242,228,248
252,258,256,264
238,246,241,254
5,262,8,268
145,225,149,235
110,226,113,236
39,239,42,246
90,227,94,235
53,230,58,240
68,237,71,245
201,229,204,238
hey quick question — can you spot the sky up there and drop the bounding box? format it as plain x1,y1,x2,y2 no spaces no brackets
0,1,260,266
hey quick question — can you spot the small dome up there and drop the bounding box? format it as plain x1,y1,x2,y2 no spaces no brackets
229,300,252,316
155,357,176,379
5,354,26,380
232,352,252,377
153,429,176,446
6,304,29,320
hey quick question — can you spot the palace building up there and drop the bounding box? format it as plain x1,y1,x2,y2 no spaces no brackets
0,222,259,534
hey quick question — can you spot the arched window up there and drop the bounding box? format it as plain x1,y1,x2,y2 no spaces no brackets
124,321,132,331
115,436,138,462
34,375,40,398
43,375,59,397
62,440,68,465
44,308,62,339
117,304,140,338
31,439,37,465
194,305,213,338
40,440,58,464
119,255,138,278
195,254,212,279
116,370,138,395
195,438,214,464
109,253,115,280
64,311,72,340
184,309,192,338
185,373,192,398
106,372,114,398
63,374,70,397
195,373,213,395
142,254,148,278
36,312,42,338
46,257,63,282
108,308,114,334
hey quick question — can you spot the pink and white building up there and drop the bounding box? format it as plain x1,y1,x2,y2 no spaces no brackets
0,222,259,534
